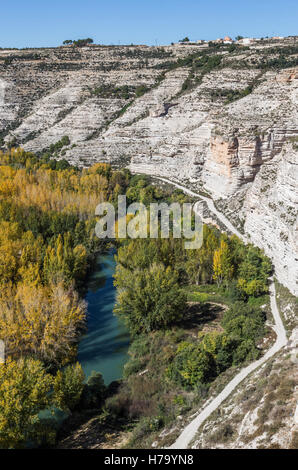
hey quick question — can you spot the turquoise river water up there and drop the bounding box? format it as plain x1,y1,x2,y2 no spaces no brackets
78,252,130,385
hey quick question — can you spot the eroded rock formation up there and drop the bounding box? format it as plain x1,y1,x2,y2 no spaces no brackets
0,40,297,294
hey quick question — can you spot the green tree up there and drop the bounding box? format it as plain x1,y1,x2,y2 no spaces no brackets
81,371,106,408
213,239,234,286
53,363,85,411
167,342,216,389
221,303,265,364
114,262,186,335
0,358,54,448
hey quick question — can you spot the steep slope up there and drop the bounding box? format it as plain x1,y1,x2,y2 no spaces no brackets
190,284,298,450
0,39,297,295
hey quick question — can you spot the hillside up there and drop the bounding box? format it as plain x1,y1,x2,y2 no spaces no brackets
0,38,297,297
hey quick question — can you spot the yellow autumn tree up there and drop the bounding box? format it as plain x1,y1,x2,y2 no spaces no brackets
213,239,234,286
0,283,86,365
0,358,54,448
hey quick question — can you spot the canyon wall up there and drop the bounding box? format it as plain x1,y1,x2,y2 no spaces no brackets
0,41,297,294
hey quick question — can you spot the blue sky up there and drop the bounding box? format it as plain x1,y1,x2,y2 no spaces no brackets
1,0,297,48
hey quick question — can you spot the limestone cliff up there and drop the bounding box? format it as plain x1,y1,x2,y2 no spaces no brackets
0,39,297,294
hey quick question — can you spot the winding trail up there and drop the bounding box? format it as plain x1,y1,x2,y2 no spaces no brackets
153,177,288,449
156,177,245,241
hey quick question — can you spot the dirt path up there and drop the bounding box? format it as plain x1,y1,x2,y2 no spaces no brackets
152,177,287,449
170,279,287,449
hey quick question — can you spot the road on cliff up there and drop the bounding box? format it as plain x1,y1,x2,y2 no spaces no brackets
154,177,288,449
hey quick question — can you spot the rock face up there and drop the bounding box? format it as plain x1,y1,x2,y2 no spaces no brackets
243,145,298,295
0,40,297,295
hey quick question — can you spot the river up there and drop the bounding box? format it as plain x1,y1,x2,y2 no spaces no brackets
78,252,130,385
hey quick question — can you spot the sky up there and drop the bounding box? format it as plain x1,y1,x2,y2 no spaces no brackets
0,0,297,48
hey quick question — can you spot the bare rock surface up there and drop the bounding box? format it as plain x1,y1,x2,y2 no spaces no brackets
0,40,297,294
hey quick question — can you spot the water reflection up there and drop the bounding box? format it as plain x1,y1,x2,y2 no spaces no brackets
78,252,130,385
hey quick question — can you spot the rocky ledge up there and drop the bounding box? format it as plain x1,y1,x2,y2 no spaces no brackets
0,40,297,294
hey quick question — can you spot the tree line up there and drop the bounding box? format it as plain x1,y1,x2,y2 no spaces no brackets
0,147,155,447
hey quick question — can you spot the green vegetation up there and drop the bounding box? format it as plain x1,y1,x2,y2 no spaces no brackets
91,84,135,100
91,83,149,100
115,47,173,60
259,55,298,70
289,136,298,151
41,135,71,160
0,149,146,446
210,85,253,103
0,148,195,448
62,38,93,47
167,302,265,391
275,279,298,336
114,261,186,335
135,84,149,97
0,358,87,448
0,147,274,448
109,219,272,446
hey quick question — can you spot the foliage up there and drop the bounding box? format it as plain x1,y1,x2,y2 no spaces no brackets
80,371,106,408
210,85,254,103
91,84,136,100
0,147,273,447
0,359,87,448
0,148,140,445
167,300,265,390
166,341,216,388
113,226,270,394
213,239,234,286
114,261,186,335
0,358,54,448
53,363,85,411
0,282,86,365
63,38,94,47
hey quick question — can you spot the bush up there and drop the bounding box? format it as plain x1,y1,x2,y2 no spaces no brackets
105,392,131,419
114,262,186,336
135,85,149,97
80,371,106,408
167,342,216,389
124,358,146,378
53,363,85,411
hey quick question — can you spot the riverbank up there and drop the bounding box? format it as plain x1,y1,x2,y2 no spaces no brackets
58,174,288,450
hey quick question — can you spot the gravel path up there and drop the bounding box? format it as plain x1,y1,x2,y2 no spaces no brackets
156,177,245,241
154,177,287,449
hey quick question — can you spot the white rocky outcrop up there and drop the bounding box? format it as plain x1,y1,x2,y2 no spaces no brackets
0,44,297,295
243,145,298,295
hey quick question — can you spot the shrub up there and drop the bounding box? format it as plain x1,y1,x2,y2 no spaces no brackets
166,342,216,389
53,363,85,411
80,371,106,408
114,262,186,336
209,423,234,443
